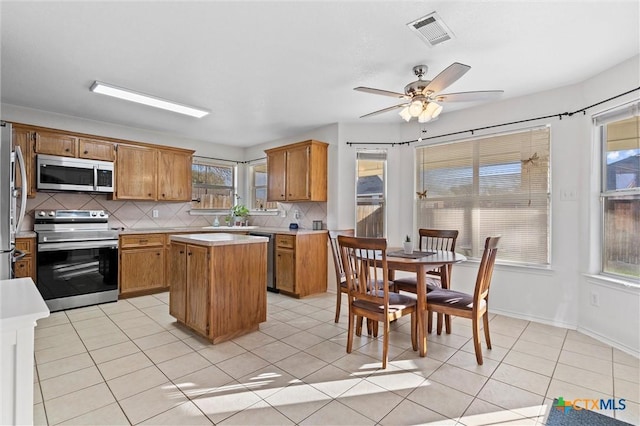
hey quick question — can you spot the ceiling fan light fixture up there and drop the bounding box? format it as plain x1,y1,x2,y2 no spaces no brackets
89,81,210,118
409,100,424,117
418,109,433,123
424,101,443,118
399,107,412,122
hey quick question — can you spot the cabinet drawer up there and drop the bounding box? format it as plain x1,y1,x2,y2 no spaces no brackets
120,234,165,249
13,258,32,278
15,238,34,255
276,234,295,249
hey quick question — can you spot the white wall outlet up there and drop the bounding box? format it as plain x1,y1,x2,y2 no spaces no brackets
590,291,600,307
294,209,300,220
152,209,159,218
560,188,578,201
280,209,286,218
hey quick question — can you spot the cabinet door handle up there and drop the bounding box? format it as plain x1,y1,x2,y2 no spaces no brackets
156,252,161,256
139,239,148,243
84,150,88,154
188,252,192,256
179,250,184,254
65,148,70,152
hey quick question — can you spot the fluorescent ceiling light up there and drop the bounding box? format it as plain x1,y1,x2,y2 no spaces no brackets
90,81,209,118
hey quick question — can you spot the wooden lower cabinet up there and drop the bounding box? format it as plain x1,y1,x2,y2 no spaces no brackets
119,234,166,296
168,239,266,343
14,237,36,280
275,232,327,298
168,242,187,322
185,244,209,337
275,237,295,293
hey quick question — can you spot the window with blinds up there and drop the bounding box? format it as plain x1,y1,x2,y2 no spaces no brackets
249,162,278,211
596,102,640,280
415,127,550,265
191,158,236,210
357,150,387,237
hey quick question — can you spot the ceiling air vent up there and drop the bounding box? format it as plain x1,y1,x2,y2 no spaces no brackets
407,12,455,47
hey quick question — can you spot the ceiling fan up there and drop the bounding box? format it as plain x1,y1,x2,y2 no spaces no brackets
354,62,503,123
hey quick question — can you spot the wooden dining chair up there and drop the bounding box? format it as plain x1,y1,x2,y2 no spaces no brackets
328,229,354,323
393,229,459,333
426,236,500,365
338,235,417,369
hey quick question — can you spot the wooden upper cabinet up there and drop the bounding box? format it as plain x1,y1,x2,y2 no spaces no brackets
265,140,328,202
115,145,157,200
10,122,194,202
11,126,36,198
78,138,116,161
266,149,287,201
34,131,78,157
157,150,192,201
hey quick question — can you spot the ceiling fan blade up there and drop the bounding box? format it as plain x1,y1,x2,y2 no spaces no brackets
423,62,471,94
436,90,504,102
354,86,408,99
360,103,408,118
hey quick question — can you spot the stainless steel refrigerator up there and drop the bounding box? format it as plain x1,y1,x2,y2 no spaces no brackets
0,122,27,280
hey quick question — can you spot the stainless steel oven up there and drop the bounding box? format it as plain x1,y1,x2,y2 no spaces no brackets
35,210,119,312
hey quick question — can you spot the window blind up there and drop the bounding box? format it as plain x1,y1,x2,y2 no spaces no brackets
416,127,551,265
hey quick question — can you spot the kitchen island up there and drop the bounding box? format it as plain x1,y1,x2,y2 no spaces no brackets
167,233,267,343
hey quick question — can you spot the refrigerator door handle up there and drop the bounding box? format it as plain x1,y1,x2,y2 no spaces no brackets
14,145,27,233
13,248,25,261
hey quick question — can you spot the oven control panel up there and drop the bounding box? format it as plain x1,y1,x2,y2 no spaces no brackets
35,209,108,220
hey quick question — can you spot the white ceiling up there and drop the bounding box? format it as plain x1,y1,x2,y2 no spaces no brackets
1,1,638,148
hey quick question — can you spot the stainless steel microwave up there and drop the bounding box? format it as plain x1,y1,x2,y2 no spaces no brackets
37,154,114,193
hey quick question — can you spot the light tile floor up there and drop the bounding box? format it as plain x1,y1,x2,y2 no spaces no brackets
33,291,639,425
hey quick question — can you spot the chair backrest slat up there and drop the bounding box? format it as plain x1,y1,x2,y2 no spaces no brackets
418,229,459,278
338,235,389,306
328,230,354,284
473,236,500,307
418,229,459,251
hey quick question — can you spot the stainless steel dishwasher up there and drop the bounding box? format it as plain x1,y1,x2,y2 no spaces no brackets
248,232,277,292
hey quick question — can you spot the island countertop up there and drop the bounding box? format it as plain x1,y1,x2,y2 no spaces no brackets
169,232,268,246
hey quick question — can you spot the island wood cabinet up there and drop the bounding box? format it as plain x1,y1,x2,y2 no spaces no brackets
168,242,209,335
119,234,166,296
14,237,36,281
275,232,327,298
265,140,328,202
168,236,267,343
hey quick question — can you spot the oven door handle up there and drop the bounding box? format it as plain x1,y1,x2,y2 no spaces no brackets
38,240,118,252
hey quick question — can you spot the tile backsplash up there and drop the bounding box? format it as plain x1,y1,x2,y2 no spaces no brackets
22,192,327,231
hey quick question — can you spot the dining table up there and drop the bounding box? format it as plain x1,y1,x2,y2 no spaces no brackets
384,249,467,357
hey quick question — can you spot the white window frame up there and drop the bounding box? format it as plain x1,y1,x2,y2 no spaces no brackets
594,101,640,281
248,160,278,212
190,158,236,213
356,149,387,238
415,126,551,266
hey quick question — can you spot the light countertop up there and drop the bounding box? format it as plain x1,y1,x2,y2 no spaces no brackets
119,226,327,236
0,278,50,329
16,231,37,238
169,233,269,246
